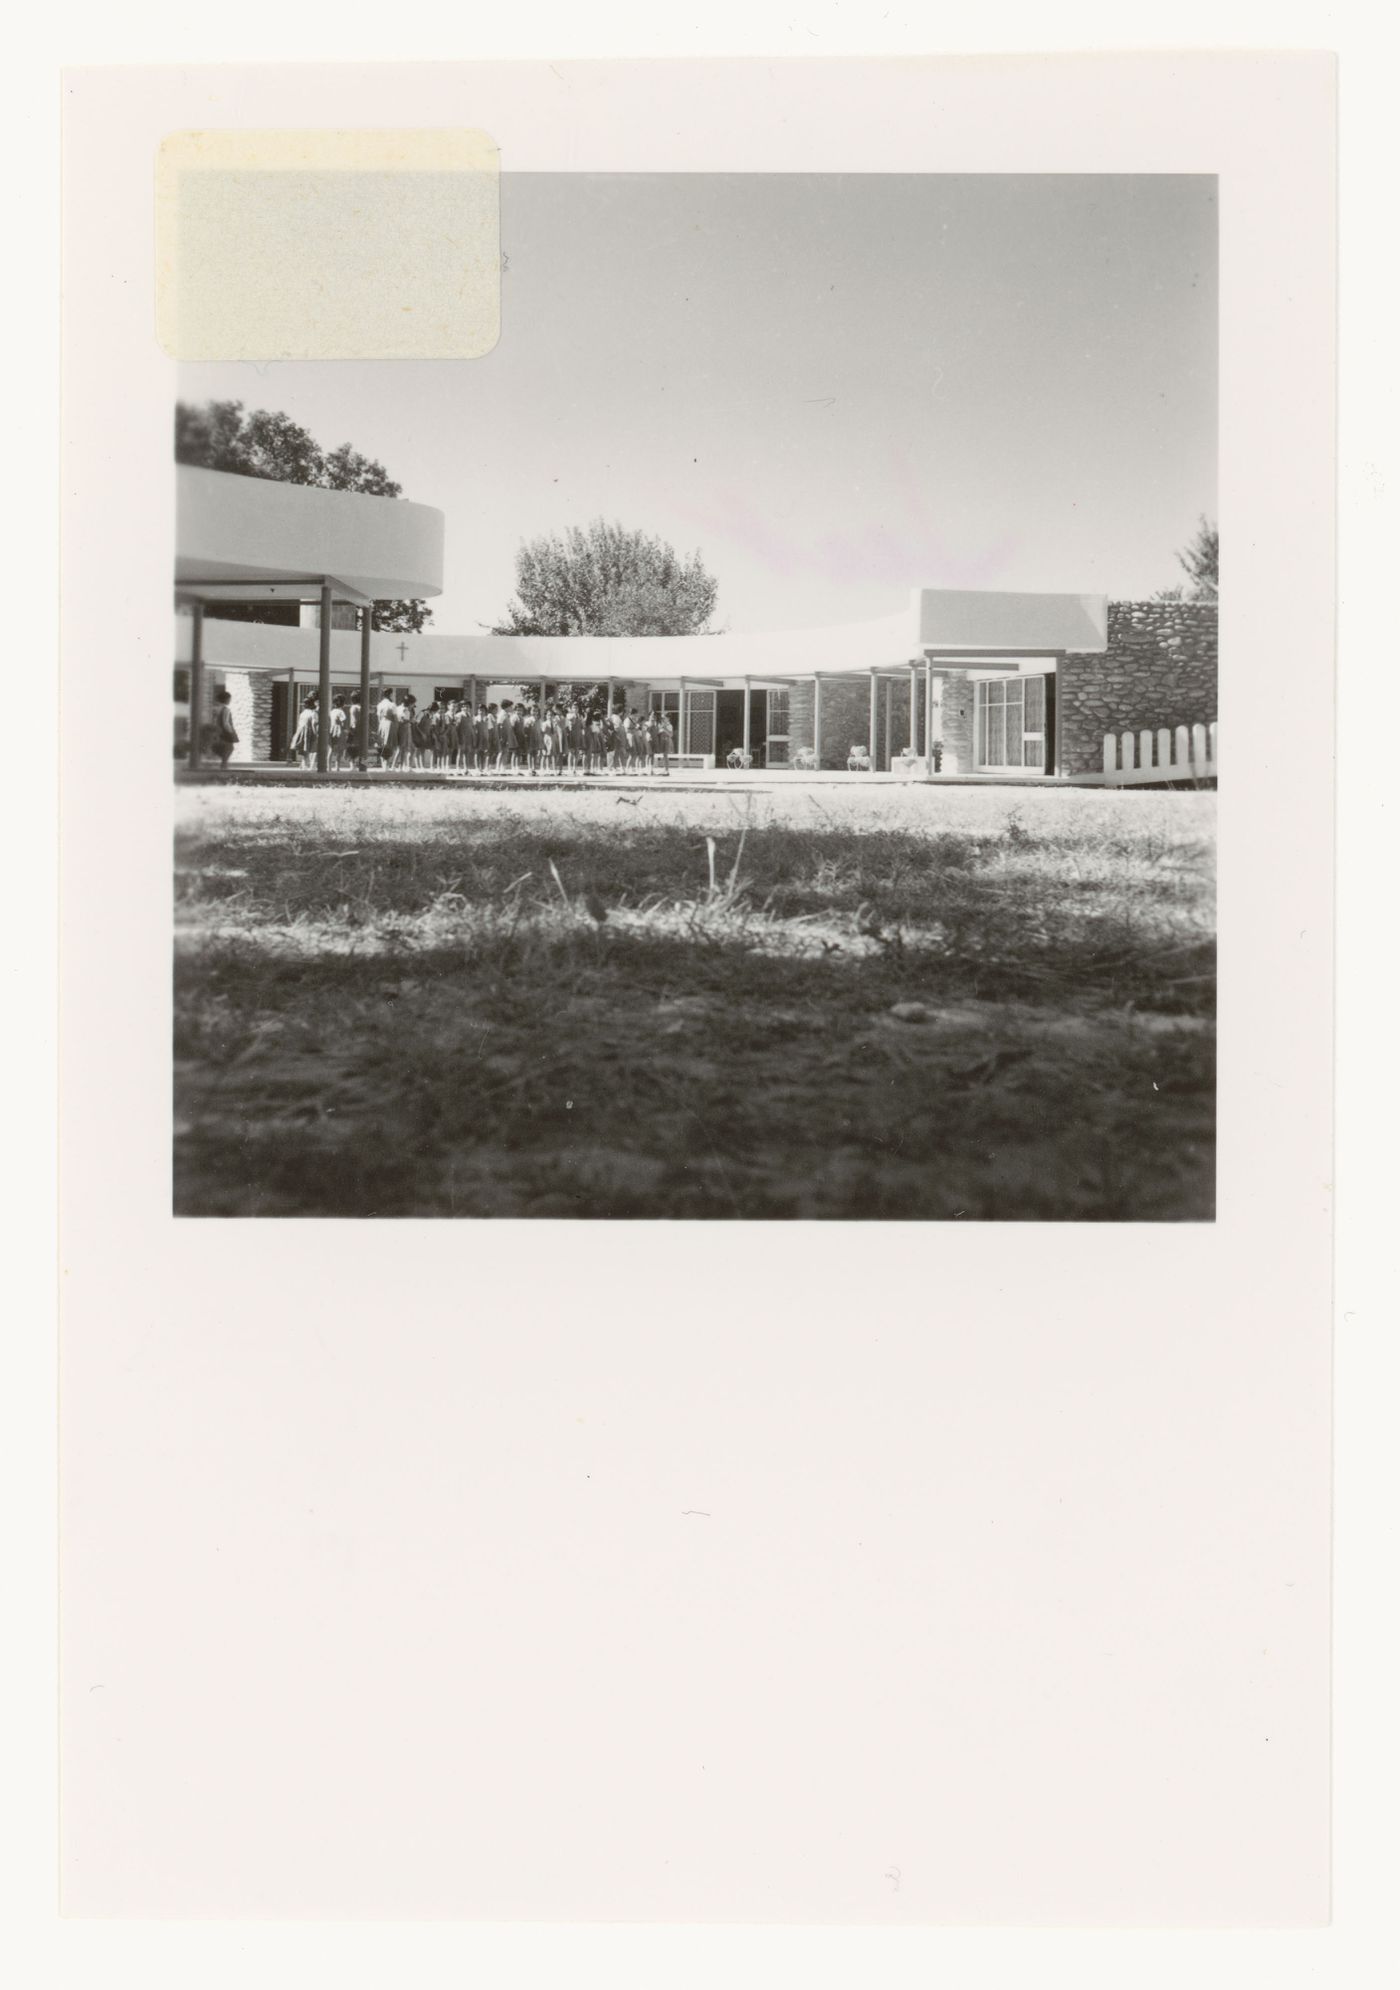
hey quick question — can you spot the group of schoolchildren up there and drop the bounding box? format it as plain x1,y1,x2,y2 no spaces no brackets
288,690,676,776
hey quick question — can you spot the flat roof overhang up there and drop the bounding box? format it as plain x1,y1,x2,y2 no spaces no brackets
915,587,1107,654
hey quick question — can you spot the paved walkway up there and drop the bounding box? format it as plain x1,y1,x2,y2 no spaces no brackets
176,764,1058,792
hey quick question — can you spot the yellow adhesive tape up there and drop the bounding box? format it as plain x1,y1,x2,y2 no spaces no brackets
156,128,500,361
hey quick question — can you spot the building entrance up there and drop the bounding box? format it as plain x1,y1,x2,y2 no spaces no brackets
713,688,769,766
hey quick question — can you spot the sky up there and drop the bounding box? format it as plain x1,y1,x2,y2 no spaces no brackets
179,173,1217,635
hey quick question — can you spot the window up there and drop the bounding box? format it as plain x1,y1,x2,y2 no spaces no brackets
976,675,1048,770
767,687,791,766
650,690,681,731
684,689,716,754
173,666,190,704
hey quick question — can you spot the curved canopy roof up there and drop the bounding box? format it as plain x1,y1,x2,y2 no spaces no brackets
175,465,445,608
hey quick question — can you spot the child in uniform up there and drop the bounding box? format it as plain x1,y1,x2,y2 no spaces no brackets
328,699,349,768
291,694,318,768
376,691,398,763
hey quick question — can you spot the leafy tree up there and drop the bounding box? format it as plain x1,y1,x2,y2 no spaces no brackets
493,519,719,636
370,597,434,635
175,399,432,631
1159,516,1218,603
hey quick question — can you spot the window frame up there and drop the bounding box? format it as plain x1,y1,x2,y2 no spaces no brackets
974,671,1051,773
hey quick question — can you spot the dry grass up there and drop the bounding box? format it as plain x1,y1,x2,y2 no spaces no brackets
174,782,1216,1219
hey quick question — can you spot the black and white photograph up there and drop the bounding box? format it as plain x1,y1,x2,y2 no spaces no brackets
56,47,1342,1942
172,169,1218,1220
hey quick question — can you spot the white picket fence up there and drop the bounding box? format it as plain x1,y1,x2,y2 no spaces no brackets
1075,720,1218,786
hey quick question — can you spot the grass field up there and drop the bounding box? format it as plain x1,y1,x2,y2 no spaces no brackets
174,780,1216,1219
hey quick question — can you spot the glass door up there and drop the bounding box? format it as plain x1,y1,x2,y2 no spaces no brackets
975,675,1049,770
1022,675,1046,771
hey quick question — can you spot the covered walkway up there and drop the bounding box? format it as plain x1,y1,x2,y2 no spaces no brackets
176,465,445,772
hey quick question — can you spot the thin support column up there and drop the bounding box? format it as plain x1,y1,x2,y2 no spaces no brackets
358,605,373,767
909,663,919,754
868,671,879,771
317,581,333,772
680,676,688,756
925,660,934,766
742,675,752,762
813,675,822,768
884,679,893,771
187,601,204,771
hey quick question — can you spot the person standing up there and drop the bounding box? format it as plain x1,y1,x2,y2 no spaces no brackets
656,708,674,775
328,698,350,769
403,695,424,770
212,687,239,770
376,689,398,765
391,694,413,769
291,693,318,768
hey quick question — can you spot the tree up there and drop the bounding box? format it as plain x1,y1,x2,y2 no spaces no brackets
175,400,432,631
493,519,719,636
1159,516,1218,603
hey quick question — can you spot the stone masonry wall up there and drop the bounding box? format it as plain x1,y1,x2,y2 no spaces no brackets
1059,599,1217,776
820,678,872,767
935,672,975,775
214,669,272,763
787,679,815,762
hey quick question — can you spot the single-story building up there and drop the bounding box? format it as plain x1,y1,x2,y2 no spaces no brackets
177,467,1217,781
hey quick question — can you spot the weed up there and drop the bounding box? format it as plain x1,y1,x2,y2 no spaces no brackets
174,782,1216,1218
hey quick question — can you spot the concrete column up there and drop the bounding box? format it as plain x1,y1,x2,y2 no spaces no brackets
742,675,752,761
925,659,934,765
187,600,204,771
909,663,919,754
868,671,879,771
358,605,373,766
813,674,822,768
680,676,688,755
317,580,333,772
883,679,893,771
